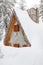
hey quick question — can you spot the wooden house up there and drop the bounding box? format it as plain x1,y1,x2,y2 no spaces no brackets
4,7,31,48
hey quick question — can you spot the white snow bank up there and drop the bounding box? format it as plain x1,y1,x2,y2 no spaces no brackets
0,46,43,65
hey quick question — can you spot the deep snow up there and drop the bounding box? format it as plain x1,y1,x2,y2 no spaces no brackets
0,7,43,65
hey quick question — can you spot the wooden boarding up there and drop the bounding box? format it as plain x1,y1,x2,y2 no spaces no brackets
4,15,16,46
4,14,31,48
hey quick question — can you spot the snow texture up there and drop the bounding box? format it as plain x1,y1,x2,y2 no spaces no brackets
0,7,43,65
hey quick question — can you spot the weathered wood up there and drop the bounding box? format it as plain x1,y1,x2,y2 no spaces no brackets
4,15,16,46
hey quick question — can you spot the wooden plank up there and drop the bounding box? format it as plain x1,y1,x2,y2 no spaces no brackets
4,15,16,46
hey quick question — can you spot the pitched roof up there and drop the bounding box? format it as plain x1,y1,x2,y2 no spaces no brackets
13,7,38,47
4,7,31,47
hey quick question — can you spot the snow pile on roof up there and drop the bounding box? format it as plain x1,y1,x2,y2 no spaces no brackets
13,7,43,49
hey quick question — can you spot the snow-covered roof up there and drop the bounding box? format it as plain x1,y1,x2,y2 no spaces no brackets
13,7,38,47
13,7,43,49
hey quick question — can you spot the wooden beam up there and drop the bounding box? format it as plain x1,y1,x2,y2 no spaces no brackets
4,15,16,46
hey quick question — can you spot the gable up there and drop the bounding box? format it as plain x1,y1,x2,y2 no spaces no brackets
14,7,39,47
4,13,31,48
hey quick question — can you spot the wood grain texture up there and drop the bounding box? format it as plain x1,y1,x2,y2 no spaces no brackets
13,44,20,48
4,14,31,47
4,15,16,46
13,24,19,32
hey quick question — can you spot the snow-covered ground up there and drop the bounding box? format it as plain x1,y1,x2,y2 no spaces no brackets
0,7,43,65
0,46,43,65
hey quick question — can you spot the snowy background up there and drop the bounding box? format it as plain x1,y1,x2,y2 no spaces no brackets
7,0,40,9
0,0,43,65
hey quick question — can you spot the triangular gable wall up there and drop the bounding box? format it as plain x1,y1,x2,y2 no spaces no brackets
4,10,31,48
